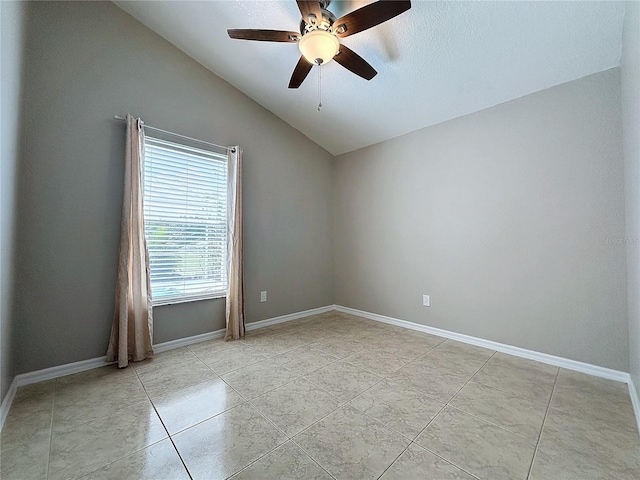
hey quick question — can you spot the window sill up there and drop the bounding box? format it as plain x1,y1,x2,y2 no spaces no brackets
152,292,227,307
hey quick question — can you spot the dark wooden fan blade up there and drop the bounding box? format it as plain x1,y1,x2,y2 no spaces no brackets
296,1,323,26
332,0,411,38
289,56,313,88
334,45,377,80
227,29,300,42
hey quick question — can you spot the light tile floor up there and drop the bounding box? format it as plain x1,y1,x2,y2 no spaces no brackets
1,311,639,479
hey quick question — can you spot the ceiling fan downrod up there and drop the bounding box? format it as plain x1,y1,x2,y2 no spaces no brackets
317,64,322,112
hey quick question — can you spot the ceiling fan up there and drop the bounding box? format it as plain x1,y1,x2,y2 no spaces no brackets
227,1,411,88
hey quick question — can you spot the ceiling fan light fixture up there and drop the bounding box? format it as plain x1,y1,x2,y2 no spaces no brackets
298,30,339,65
227,0,412,88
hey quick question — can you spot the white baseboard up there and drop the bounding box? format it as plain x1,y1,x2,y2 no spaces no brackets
245,305,335,331
0,377,17,430
12,304,334,389
153,328,225,354
4,303,637,435
630,378,640,435
0,304,333,431
155,305,333,351
335,305,630,384
16,356,115,387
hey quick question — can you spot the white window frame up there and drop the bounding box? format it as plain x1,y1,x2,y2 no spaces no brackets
142,134,228,306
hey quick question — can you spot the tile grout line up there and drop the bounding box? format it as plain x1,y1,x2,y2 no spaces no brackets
158,335,351,441
465,376,557,411
154,322,451,477
340,345,448,443
190,330,424,382
445,404,534,442
188,350,268,378
301,342,396,403
284,336,450,478
73,439,171,480
218,329,389,409
287,337,455,480
412,350,497,442
275,349,342,373
231,402,337,480
525,367,560,480
218,370,303,405
376,441,483,480
254,338,402,473
399,350,499,478
225,325,345,478
289,438,338,480
293,335,450,442
141,347,260,420
469,359,561,402
46,378,57,480
409,403,449,446
208,349,341,480
278,379,355,435
414,444,482,480
437,347,553,440
375,442,412,480
48,395,165,435
198,329,344,377
131,365,194,480
142,361,250,438
224,411,290,479
165,399,250,437
53,370,171,480
241,322,350,454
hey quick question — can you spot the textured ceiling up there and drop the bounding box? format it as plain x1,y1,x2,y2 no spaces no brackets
114,1,625,155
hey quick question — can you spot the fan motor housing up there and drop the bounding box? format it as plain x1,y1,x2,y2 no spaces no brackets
300,7,336,35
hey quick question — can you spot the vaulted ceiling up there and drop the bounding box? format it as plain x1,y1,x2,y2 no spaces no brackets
115,1,625,155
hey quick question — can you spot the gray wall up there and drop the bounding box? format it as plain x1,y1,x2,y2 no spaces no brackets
622,1,640,397
1,1,26,401
334,68,629,371
14,1,333,374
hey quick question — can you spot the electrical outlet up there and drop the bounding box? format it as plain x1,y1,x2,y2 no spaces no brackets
260,291,267,302
422,294,431,307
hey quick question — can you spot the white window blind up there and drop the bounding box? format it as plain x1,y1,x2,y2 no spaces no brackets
143,136,228,305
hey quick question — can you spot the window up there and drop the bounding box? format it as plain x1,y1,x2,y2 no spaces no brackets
143,135,228,305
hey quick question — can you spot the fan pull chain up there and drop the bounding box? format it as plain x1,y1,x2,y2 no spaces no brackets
317,64,322,112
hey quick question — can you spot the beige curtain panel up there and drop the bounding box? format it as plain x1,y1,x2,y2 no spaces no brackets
106,114,154,367
225,146,245,340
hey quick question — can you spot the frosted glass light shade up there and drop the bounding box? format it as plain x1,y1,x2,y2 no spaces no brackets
298,30,340,65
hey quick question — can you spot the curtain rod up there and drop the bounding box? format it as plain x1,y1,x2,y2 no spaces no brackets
114,115,234,153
